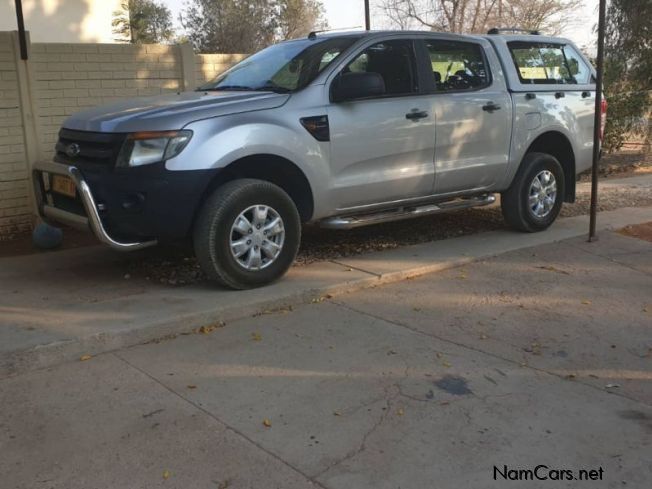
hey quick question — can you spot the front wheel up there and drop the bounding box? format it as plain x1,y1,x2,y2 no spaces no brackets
501,152,565,232
193,179,301,289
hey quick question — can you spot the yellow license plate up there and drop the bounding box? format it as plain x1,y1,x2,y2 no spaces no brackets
51,175,76,198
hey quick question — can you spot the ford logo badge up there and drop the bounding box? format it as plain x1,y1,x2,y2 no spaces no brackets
65,143,81,158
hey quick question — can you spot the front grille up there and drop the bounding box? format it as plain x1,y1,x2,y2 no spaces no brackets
54,129,125,167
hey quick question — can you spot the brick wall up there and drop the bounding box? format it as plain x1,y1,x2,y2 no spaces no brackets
0,32,31,238
0,32,245,238
30,43,184,159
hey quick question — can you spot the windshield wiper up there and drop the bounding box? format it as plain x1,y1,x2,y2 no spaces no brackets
200,85,255,91
254,84,292,93
199,84,292,94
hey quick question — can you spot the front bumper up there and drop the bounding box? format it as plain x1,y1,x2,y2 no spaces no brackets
33,160,157,251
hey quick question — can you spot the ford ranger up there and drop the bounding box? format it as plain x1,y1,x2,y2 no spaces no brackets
33,29,605,289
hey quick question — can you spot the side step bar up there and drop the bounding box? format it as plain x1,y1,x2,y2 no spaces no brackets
319,194,496,230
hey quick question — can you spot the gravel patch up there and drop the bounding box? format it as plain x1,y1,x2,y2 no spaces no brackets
578,150,652,181
125,183,652,286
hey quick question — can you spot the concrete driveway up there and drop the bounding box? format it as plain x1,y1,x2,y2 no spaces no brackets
2,229,651,489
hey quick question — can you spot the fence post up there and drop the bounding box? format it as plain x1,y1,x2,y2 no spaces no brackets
178,42,197,91
11,30,41,221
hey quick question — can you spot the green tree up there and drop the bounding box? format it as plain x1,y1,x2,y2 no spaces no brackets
181,0,327,53
603,0,652,152
277,0,328,40
112,0,174,44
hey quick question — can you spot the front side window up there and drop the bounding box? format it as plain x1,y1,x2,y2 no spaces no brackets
508,41,590,85
200,36,360,93
341,40,418,96
425,40,490,91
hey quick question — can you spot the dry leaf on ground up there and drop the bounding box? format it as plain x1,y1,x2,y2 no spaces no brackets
536,265,570,275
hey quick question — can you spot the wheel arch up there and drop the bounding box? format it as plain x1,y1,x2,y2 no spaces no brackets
524,131,576,202
195,154,315,226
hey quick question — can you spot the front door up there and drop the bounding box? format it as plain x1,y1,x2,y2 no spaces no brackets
421,38,512,196
327,39,436,210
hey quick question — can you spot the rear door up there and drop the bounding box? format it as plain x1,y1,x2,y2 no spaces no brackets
326,39,436,210
419,37,512,195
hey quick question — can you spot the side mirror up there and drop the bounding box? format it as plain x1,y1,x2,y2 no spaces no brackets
331,72,386,102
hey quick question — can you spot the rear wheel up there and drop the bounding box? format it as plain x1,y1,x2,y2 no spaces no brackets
501,152,565,232
193,179,301,289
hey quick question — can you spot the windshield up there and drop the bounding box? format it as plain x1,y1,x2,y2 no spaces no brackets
198,36,361,93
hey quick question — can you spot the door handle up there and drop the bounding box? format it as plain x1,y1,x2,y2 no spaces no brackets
581,91,591,98
482,102,501,113
555,91,565,99
405,110,428,121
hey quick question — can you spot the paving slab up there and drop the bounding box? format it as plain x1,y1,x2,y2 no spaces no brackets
337,233,652,406
3,231,651,489
0,353,318,489
115,297,652,488
2,206,651,377
0,257,374,376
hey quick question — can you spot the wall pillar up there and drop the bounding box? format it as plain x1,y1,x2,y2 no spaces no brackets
178,42,197,91
11,30,40,221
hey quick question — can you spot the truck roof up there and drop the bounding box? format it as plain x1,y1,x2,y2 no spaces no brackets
307,29,573,46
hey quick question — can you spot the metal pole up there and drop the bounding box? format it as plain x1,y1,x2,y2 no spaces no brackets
588,0,607,241
14,0,28,60
364,0,371,30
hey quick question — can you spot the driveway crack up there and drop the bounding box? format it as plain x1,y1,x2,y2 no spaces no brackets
312,383,399,481
112,351,329,489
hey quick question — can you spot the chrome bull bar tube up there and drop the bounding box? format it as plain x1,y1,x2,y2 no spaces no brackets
33,161,157,251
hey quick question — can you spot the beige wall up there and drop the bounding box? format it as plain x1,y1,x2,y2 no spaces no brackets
195,53,247,86
31,42,184,157
0,31,245,238
0,32,31,237
1,0,122,43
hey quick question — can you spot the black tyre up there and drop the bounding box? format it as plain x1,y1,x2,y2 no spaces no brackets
193,179,301,289
501,152,565,232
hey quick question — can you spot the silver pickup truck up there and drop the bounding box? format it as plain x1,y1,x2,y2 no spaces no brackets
34,29,606,289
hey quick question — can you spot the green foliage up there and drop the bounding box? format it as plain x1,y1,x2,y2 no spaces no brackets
603,0,652,152
181,0,327,54
112,0,174,44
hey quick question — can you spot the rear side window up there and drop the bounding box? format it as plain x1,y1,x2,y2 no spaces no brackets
508,41,591,85
563,45,592,84
425,40,490,91
342,40,418,96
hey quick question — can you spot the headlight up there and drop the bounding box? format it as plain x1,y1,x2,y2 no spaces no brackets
117,130,192,167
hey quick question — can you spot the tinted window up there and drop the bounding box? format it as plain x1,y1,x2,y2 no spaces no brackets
200,36,360,93
425,40,490,91
509,41,589,85
342,40,418,96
